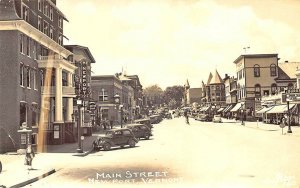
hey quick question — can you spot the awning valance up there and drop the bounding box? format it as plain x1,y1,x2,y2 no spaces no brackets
223,104,232,113
256,106,274,114
230,103,243,112
266,104,295,114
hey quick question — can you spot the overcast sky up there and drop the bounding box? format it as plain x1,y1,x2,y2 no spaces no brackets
58,0,300,89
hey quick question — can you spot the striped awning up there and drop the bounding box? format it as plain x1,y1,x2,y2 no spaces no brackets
256,106,274,114
266,104,295,114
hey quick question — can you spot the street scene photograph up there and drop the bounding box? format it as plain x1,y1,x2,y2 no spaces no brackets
1,0,300,187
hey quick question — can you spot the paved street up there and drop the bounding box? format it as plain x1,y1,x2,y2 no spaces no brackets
2,117,300,188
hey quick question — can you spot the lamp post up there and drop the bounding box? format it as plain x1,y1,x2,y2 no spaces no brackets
76,99,83,153
114,94,122,128
287,101,292,133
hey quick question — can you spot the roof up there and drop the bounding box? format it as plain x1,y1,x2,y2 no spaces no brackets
206,72,213,85
233,54,278,64
277,62,300,79
185,79,190,89
64,45,96,63
209,70,224,84
0,0,21,21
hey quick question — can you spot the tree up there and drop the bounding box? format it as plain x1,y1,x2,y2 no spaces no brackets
143,85,164,107
163,85,185,109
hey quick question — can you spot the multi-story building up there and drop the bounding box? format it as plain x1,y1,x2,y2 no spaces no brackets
0,0,76,153
64,45,96,136
91,75,135,126
222,74,237,116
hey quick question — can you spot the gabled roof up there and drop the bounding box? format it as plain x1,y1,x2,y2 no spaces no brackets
210,70,224,84
277,62,300,79
64,45,96,63
0,0,21,21
206,72,213,85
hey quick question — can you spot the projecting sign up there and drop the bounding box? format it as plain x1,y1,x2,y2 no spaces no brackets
81,61,88,99
282,89,300,103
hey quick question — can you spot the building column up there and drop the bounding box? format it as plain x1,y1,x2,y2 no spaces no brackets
55,67,63,122
68,72,73,87
66,98,73,122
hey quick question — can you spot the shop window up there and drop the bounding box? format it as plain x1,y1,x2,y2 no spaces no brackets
271,83,277,95
31,133,38,145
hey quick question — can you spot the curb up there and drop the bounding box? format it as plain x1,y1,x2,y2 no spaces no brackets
10,168,56,188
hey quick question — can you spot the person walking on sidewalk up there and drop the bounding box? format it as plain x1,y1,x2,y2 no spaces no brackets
184,109,189,125
25,145,35,170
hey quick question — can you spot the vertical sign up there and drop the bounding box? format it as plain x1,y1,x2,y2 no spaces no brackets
81,61,88,99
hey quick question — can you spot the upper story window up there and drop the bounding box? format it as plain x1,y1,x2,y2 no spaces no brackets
99,90,108,102
22,4,29,22
38,16,42,31
62,71,68,86
58,34,63,45
270,64,277,77
50,26,53,39
20,34,24,54
26,67,31,88
58,16,63,28
44,3,49,17
26,37,30,57
33,69,37,90
20,63,24,86
50,7,53,20
38,0,42,11
43,21,49,36
254,64,260,77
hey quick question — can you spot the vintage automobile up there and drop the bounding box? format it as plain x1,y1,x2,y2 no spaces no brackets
195,114,213,122
92,128,138,151
134,118,153,129
126,124,153,140
149,114,163,124
213,115,222,123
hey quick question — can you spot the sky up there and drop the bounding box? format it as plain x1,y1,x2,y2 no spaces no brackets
58,0,300,89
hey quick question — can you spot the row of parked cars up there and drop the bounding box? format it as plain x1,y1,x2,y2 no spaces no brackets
92,116,164,151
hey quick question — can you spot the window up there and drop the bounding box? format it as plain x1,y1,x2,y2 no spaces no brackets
26,37,30,56
58,34,63,45
270,64,277,76
34,41,38,60
255,84,261,96
62,71,68,86
44,3,49,17
20,63,24,86
31,133,38,145
26,67,31,88
38,16,42,31
22,4,29,22
216,86,219,90
43,21,49,36
20,102,27,126
38,0,42,11
33,70,37,90
32,108,38,127
99,90,108,102
263,90,269,96
288,83,294,90
58,16,63,28
50,7,53,20
254,65,260,77
40,69,44,86
20,34,24,53
50,26,53,39
271,83,277,95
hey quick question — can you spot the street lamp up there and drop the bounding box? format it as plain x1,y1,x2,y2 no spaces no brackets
76,99,83,153
287,101,292,133
114,94,123,128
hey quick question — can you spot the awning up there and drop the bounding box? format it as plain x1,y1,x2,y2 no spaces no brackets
230,102,243,112
204,106,211,112
256,106,274,114
200,106,211,112
223,105,232,113
266,104,295,114
217,108,224,112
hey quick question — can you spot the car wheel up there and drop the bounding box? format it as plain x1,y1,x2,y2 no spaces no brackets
144,134,150,140
103,143,111,151
128,139,136,147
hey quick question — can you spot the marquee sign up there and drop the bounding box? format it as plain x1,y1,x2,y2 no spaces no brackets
282,89,300,103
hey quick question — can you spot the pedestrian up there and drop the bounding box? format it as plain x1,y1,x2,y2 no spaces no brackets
102,118,107,130
0,160,2,174
25,145,35,170
184,109,189,124
110,118,114,129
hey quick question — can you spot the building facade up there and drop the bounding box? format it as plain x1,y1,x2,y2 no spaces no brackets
0,0,77,153
186,88,202,105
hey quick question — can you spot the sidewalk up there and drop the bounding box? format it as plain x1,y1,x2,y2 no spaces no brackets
0,125,128,187
222,118,300,136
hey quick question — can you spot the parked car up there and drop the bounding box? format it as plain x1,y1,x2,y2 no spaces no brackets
213,115,222,123
126,124,152,140
149,114,163,124
92,128,138,151
195,114,213,122
134,118,153,129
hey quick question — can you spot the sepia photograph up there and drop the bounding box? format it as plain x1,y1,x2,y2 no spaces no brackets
1,0,300,187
